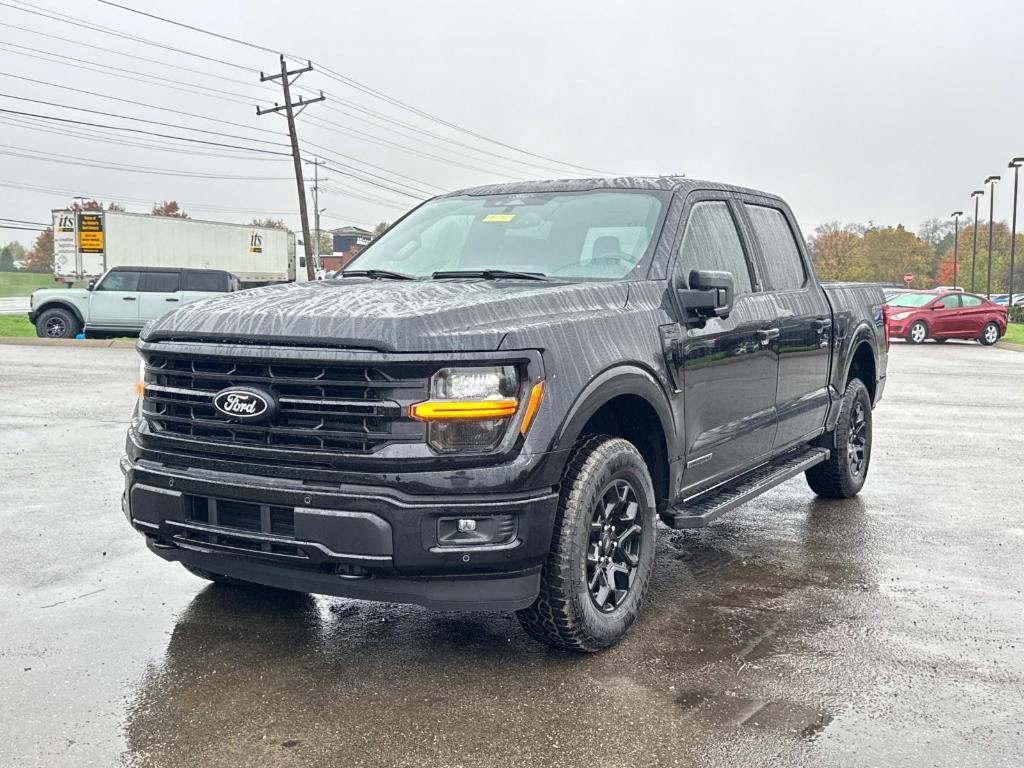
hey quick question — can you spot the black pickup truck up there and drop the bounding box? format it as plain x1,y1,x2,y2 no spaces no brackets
123,177,887,651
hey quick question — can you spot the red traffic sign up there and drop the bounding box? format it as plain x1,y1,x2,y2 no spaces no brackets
903,273,914,284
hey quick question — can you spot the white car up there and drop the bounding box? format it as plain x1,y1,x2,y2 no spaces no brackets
29,266,240,338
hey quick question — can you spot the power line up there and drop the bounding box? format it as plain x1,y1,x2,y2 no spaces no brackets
82,0,615,175
0,180,304,216
0,19,274,92
93,0,280,55
0,0,258,73
0,42,257,105
0,216,48,226
0,77,286,142
0,224,46,231
0,115,290,162
0,107,292,156
1,145,299,180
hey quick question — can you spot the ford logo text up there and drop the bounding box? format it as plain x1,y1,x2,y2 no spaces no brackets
212,388,274,421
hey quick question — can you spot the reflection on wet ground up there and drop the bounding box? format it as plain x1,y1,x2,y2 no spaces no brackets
2,343,1023,767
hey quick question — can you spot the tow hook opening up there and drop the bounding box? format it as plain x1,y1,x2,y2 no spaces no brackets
335,563,372,580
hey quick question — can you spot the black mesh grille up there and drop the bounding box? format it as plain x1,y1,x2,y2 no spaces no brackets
142,350,430,460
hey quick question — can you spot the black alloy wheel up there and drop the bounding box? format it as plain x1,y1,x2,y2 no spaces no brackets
586,479,643,613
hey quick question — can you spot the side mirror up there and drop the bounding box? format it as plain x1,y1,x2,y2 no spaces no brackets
677,269,734,320
87,280,95,291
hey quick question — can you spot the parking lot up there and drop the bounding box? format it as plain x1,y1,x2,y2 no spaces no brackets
1,340,1022,767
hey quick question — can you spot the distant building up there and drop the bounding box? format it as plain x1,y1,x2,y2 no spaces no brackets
323,226,372,271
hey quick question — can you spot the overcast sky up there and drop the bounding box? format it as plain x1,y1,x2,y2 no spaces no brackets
2,0,1024,249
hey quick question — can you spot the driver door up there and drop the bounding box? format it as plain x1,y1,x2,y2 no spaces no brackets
88,269,141,327
669,196,780,497
928,293,962,336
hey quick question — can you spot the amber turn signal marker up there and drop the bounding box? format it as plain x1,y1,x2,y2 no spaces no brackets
519,381,545,436
136,380,145,397
409,398,518,421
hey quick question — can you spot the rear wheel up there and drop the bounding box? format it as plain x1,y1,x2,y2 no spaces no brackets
906,320,928,344
980,322,1000,346
806,378,872,499
517,436,657,652
35,307,80,339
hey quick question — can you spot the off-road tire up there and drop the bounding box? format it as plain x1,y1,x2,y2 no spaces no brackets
517,435,657,652
35,307,81,339
906,320,928,344
980,322,1000,346
806,378,872,498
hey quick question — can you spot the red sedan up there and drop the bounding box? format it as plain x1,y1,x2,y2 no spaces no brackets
886,290,1007,345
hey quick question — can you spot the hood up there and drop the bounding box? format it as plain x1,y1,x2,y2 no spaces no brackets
141,278,630,351
32,287,90,305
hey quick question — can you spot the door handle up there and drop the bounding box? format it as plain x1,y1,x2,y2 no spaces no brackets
757,327,780,345
812,317,832,331
165,298,179,302
122,296,137,301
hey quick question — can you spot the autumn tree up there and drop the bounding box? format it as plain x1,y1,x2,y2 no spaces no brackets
933,221,1024,293
807,222,864,281
858,226,934,287
23,228,54,273
107,202,126,212
152,201,188,218
372,221,388,237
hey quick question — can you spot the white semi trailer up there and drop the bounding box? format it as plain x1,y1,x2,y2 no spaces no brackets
51,210,304,286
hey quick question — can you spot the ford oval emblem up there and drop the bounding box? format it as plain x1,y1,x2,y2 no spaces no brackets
212,387,275,422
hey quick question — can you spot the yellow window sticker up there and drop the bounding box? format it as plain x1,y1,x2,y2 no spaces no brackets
483,214,515,222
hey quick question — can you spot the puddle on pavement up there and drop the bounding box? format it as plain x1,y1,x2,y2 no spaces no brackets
675,689,834,739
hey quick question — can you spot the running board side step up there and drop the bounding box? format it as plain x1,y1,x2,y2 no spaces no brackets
661,447,830,529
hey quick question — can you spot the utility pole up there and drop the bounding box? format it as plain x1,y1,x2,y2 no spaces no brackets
970,189,984,293
950,211,963,289
312,157,321,273
257,55,325,281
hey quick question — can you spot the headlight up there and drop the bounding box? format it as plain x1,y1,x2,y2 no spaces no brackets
136,358,145,398
410,366,541,453
890,311,912,321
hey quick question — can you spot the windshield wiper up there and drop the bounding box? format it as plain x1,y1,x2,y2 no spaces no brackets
340,269,416,281
431,269,548,281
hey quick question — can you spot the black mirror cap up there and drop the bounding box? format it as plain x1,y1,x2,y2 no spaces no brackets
87,280,95,291
678,269,734,319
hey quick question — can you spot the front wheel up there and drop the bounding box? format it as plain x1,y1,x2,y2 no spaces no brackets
980,322,1000,346
35,307,81,339
906,320,928,344
806,378,872,499
517,436,657,652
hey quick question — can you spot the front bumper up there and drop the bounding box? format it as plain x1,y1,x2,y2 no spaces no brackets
27,311,37,324
120,454,559,612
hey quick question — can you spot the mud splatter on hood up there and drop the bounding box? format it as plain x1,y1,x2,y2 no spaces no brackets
141,278,630,352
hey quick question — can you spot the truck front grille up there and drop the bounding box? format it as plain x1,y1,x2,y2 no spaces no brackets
141,350,430,460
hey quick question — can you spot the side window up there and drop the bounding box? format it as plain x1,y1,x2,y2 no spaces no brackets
183,271,224,292
745,205,807,290
961,295,983,307
676,201,753,294
937,295,961,308
96,270,141,291
142,271,180,293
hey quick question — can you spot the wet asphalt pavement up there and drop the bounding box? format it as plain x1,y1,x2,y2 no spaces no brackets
1,340,1022,767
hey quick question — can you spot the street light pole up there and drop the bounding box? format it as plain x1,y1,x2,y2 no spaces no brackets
984,176,1001,299
950,211,963,289
970,190,984,293
1009,158,1023,312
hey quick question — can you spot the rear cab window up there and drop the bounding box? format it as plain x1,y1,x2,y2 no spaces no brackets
184,271,225,292
744,205,807,291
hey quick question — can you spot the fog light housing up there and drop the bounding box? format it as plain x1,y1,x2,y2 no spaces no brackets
437,514,517,547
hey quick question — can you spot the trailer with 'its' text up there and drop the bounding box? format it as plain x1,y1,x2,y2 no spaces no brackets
51,210,303,286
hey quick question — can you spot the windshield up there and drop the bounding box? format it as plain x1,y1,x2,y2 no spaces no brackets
345,190,666,280
887,293,936,307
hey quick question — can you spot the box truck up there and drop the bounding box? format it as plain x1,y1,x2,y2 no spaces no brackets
52,210,304,286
